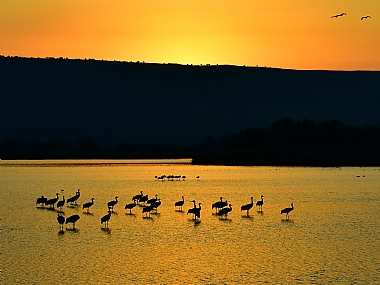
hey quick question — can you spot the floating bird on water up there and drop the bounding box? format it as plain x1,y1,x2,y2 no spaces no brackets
361,15,371,20
218,204,232,220
281,203,294,220
45,193,59,209
83,198,95,213
101,211,111,229
125,201,137,214
66,214,80,230
67,189,80,205
175,196,185,211
57,214,65,231
331,13,346,18
36,196,47,206
107,196,118,212
256,195,264,212
241,197,254,216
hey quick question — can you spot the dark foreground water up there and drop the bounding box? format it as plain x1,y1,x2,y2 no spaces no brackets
1,160,379,284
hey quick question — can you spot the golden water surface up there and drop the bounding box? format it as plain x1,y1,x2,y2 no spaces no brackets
1,161,379,284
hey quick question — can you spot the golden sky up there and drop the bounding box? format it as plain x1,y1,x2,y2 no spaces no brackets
1,0,379,70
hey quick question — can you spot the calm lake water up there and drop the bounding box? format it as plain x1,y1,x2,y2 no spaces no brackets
1,160,379,285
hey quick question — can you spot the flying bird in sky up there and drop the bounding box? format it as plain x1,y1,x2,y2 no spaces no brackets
331,13,347,18
361,15,371,20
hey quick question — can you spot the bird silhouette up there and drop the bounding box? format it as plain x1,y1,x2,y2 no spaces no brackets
82,198,95,213
66,214,80,230
107,196,118,212
212,197,228,214
57,214,65,231
152,199,161,213
125,201,137,214
138,195,149,206
187,200,197,216
188,201,201,220
175,196,185,211
36,196,47,206
142,203,155,218
101,210,111,229
147,194,158,205
57,196,65,211
256,195,264,212
132,191,143,202
45,193,59,209
67,189,80,205
361,15,371,20
193,203,202,220
331,13,346,18
241,197,254,216
156,175,166,181
281,203,294,220
218,204,232,220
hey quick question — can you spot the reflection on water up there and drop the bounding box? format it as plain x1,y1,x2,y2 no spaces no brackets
1,161,380,284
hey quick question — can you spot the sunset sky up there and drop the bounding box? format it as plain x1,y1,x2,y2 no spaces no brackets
1,0,379,70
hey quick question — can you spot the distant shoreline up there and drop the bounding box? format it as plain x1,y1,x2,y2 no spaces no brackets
0,158,192,167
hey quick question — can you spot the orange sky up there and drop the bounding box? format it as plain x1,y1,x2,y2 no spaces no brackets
1,0,379,70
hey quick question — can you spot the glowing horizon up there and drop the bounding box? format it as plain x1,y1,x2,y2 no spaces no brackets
1,0,379,70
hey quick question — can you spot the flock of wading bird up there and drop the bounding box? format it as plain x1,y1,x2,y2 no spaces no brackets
36,183,295,232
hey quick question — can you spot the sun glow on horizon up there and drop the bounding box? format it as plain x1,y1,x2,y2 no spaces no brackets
1,0,379,70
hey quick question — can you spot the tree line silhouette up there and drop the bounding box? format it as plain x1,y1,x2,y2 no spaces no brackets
1,118,380,166
194,118,380,166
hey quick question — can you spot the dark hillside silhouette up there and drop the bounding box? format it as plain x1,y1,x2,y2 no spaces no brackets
1,56,380,148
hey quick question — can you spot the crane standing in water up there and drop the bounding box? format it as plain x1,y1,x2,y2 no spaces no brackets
218,204,232,220
57,214,65,231
66,214,80,230
256,195,264,212
101,210,111,229
241,197,254,217
175,196,185,211
83,198,95,213
281,203,294,220
107,196,118,212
